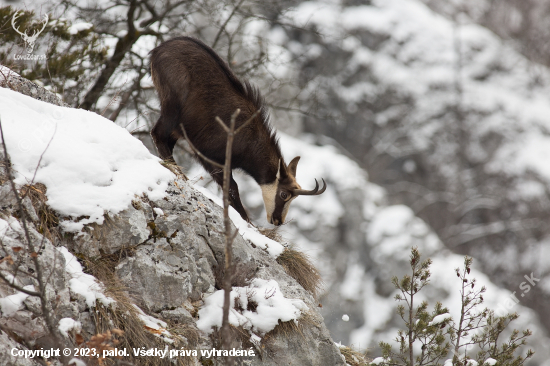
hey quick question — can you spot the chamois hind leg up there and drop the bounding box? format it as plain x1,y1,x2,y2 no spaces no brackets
151,115,179,161
205,163,250,222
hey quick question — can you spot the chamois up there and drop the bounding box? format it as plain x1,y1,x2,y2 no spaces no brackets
150,36,326,225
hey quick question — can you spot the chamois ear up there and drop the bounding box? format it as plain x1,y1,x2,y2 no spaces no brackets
278,158,288,180
287,156,300,177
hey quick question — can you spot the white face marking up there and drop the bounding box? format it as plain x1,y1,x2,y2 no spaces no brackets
280,197,296,223
260,181,278,223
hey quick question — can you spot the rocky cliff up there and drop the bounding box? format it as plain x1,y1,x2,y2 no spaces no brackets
0,73,346,366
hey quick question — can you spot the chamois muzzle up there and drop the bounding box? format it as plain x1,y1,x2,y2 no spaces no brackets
293,178,327,196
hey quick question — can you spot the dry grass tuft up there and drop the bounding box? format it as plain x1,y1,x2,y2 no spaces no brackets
276,246,323,299
338,345,370,366
169,322,201,349
20,183,60,242
257,312,317,359
82,253,196,366
257,226,323,299
160,159,188,180
262,311,315,342
210,324,255,350
258,226,283,242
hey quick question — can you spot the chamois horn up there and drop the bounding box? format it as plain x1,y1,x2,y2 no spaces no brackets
293,178,327,196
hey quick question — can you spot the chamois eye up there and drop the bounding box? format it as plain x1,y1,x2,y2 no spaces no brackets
280,191,289,200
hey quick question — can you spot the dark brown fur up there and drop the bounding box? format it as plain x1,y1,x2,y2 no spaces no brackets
150,37,284,222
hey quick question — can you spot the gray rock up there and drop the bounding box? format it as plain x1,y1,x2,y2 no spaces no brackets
0,78,345,366
0,70,68,107
0,330,41,366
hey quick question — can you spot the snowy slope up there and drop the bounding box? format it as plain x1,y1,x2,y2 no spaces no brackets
0,87,175,232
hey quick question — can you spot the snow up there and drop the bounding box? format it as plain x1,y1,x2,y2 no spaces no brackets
0,65,19,78
279,133,367,191
153,207,164,216
428,313,452,326
0,217,22,239
340,263,364,300
132,304,173,343
193,185,285,257
370,357,389,365
68,22,93,35
287,0,550,206
68,359,87,366
342,314,349,321
0,87,174,232
368,205,414,243
483,358,497,365
250,333,261,346
58,318,82,337
57,246,114,308
466,360,478,366
196,278,307,335
0,285,34,316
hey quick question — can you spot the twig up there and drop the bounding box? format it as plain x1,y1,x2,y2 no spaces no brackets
220,109,240,364
212,0,247,50
101,77,128,116
30,124,57,185
179,125,224,169
0,271,40,296
0,116,67,362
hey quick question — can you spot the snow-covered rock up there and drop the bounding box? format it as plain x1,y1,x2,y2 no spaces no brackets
0,77,345,365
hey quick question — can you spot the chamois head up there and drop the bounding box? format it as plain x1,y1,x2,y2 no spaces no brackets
261,157,326,226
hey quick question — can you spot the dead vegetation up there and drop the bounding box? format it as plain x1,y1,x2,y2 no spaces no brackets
258,226,324,299
160,159,188,180
258,226,283,242
276,246,323,299
81,252,200,366
339,345,370,366
20,183,60,242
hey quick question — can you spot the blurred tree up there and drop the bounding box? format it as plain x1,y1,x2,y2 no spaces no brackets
0,6,108,106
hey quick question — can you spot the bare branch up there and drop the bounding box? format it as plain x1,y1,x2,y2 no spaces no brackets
0,116,67,360
0,271,41,297
212,0,247,50
179,125,224,169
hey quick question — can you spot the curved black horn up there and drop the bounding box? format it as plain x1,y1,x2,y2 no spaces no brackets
294,178,327,196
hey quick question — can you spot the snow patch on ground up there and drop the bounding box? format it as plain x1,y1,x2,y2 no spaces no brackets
0,87,174,232
196,278,306,335
58,318,82,337
57,246,114,308
0,285,34,317
132,305,173,343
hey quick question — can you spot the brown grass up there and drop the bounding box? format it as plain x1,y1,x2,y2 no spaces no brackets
258,226,283,242
81,252,198,366
338,345,370,366
256,312,317,360
258,226,324,299
20,183,60,243
276,246,323,299
160,159,188,180
262,311,315,342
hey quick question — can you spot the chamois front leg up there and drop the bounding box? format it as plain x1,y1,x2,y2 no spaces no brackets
206,165,250,222
151,115,179,161
227,175,250,222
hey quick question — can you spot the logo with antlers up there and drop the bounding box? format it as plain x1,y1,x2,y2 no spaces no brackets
12,11,48,54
